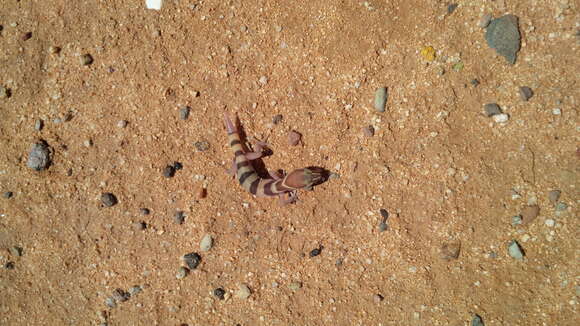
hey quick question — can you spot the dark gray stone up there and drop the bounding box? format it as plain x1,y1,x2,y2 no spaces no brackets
483,103,502,117
163,165,176,178
81,54,94,65
447,3,458,14
472,314,485,326
179,106,191,120
519,86,533,101
3,191,13,199
485,15,521,64
27,141,51,171
101,193,118,207
183,252,201,270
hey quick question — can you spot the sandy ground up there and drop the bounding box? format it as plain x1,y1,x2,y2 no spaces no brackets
0,0,578,325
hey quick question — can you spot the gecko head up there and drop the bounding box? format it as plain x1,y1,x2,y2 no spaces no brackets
284,167,327,190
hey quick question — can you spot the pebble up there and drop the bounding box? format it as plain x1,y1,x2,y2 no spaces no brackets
378,222,389,232
555,202,567,211
259,76,268,85
492,113,509,123
0,86,11,98
518,86,533,101
117,120,128,128
83,139,93,147
194,141,210,152
173,211,185,224
34,119,43,131
101,193,118,207
288,130,302,146
128,285,142,296
363,126,375,137
511,215,523,226
3,191,13,199
133,221,147,231
309,247,322,257
213,288,226,300
140,208,151,215
470,79,480,87
374,87,388,112
48,46,61,54
22,32,32,41
447,3,458,14
288,282,302,291
173,162,183,170
112,289,130,303
479,14,492,28
552,108,561,115
163,165,176,178
472,314,485,326
547,190,561,204
272,114,283,124
439,242,461,261
373,294,384,303
9,246,23,256
183,252,202,270
176,266,189,279
485,15,521,64
483,103,502,117
200,234,213,251
105,297,116,308
81,54,94,65
379,209,389,220
508,240,525,260
27,141,51,171
179,106,191,120
235,284,251,299
521,205,540,224
420,46,436,61
544,219,555,227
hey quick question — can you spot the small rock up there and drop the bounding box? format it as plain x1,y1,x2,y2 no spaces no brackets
83,139,93,147
485,15,521,64
128,286,142,296
555,202,568,211
101,193,118,207
111,289,130,303
163,165,176,178
213,288,226,300
309,247,322,257
288,130,302,146
179,106,191,120
452,62,464,72
183,252,202,270
378,222,389,232
439,242,461,261
235,284,251,299
521,205,540,224
173,211,185,224
479,14,492,28
288,282,302,291
194,141,210,152
27,141,51,171
492,113,509,123
22,32,32,41
176,266,189,279
518,86,533,101
552,108,561,115
117,120,128,128
484,104,502,117
508,240,525,260
272,114,283,124
447,3,458,14
544,219,555,227
0,86,11,99
373,294,384,303
3,191,13,199
547,190,561,204
420,46,436,61
363,126,375,137
379,209,389,220
471,79,480,87
374,87,388,112
105,297,116,308
511,215,523,226
173,162,183,170
48,46,61,54
140,208,150,215
5,262,15,269
133,221,147,231
259,76,268,85
80,54,94,65
9,246,23,257
200,234,213,251
34,119,43,131
472,314,485,326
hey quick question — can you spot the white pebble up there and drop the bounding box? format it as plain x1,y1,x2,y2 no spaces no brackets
492,113,509,123
544,219,555,227
235,284,251,299
145,0,163,10
552,108,561,115
200,234,213,251
259,76,268,85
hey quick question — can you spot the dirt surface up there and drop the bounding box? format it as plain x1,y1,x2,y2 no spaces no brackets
1,1,578,325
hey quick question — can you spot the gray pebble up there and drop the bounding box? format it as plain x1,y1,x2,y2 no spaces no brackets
101,193,118,207
479,14,492,28
3,191,13,199
447,3,458,14
133,221,147,231
194,141,210,152
555,202,568,211
374,87,388,112
179,106,191,120
511,215,523,226
117,120,128,128
547,190,561,204
9,246,23,256
173,211,185,224
27,141,51,171
140,208,150,215
363,126,375,137
183,252,202,270
34,119,43,131
378,222,389,232
272,114,283,124
200,234,213,251
81,54,94,65
163,165,176,178
373,294,384,303
176,266,189,279
518,86,533,101
508,240,524,260
112,289,130,302
128,286,142,296
472,314,485,326
483,103,502,117
104,297,116,308
485,15,521,64
213,288,226,300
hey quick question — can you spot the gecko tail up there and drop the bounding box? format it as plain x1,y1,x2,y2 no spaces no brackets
224,113,237,134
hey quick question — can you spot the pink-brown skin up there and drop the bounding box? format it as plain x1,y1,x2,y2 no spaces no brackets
224,113,324,205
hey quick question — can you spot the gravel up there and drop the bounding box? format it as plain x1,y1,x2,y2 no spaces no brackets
485,15,521,64
548,190,561,203
200,234,213,251
518,86,533,101
183,252,202,270
176,266,189,279
173,211,185,224
508,240,525,260
27,141,51,171
101,193,118,207
81,54,94,65
374,87,388,112
213,288,226,300
179,106,191,120
235,284,251,299
483,103,502,117
163,165,176,178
